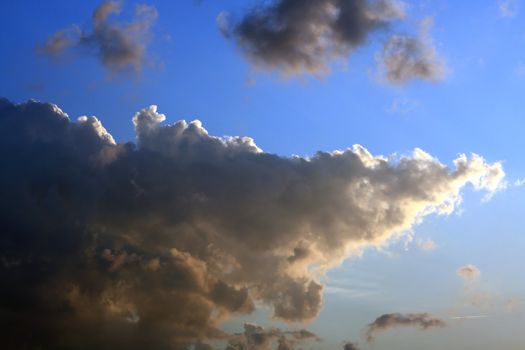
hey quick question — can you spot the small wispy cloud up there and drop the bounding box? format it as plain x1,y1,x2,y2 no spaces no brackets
449,315,488,320
417,238,437,251
378,17,447,84
513,178,525,186
387,98,419,114
216,11,230,38
505,298,524,312
457,264,481,282
499,0,519,18
38,1,158,73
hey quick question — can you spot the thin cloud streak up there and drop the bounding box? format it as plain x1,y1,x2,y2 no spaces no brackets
449,315,489,320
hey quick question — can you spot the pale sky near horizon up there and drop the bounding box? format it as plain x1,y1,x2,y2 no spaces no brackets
1,1,524,349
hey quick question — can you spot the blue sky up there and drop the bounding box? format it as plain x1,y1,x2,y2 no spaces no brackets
1,1,524,349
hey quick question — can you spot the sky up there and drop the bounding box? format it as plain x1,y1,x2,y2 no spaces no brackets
0,1,524,349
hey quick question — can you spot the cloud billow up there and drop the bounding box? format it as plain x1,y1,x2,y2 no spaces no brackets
0,98,504,349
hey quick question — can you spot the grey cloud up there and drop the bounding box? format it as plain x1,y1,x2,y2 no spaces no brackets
0,98,504,349
225,323,318,350
39,1,157,72
366,313,446,341
343,341,361,350
378,17,446,84
226,0,405,75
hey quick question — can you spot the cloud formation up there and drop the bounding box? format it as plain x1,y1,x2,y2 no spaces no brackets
38,1,157,72
0,98,504,349
223,323,318,350
378,17,446,84
225,0,406,75
366,313,446,341
457,264,481,282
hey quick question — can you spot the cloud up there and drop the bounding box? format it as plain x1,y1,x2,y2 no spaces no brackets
366,313,446,341
343,341,361,350
500,0,519,17
378,17,446,84
224,323,319,350
457,264,481,282
387,97,419,114
0,98,504,348
504,297,524,313
513,178,525,186
225,0,405,75
216,11,231,38
449,315,488,320
38,1,157,72
37,25,81,57
417,238,437,251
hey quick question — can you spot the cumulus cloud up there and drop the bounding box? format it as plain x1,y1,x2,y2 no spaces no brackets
225,0,406,75
378,17,446,84
457,264,481,282
0,98,504,349
38,1,157,72
366,313,446,341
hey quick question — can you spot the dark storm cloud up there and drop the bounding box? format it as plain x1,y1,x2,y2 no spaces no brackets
378,17,446,84
225,0,406,75
366,313,446,341
38,1,157,72
0,98,503,349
